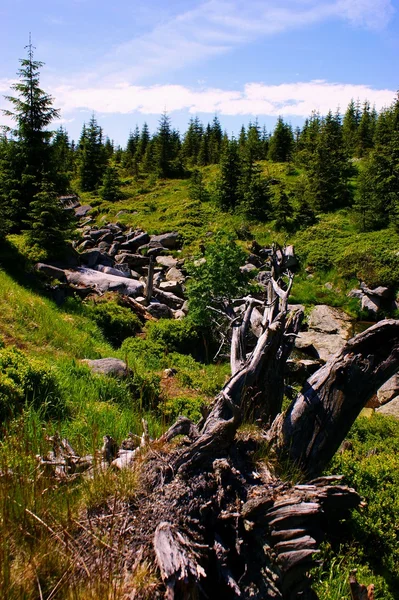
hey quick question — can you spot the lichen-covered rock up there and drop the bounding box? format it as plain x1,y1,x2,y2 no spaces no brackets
82,358,128,377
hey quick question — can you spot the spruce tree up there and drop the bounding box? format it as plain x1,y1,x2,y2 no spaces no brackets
26,179,72,253
78,115,107,191
342,99,360,156
1,40,61,229
154,112,174,178
215,139,241,211
268,117,294,162
100,166,122,201
304,111,351,212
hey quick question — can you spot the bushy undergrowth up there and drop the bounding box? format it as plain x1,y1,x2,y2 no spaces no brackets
85,296,142,347
0,346,66,422
313,414,399,599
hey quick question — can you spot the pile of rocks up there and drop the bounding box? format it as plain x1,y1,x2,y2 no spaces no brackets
348,282,395,318
36,223,189,319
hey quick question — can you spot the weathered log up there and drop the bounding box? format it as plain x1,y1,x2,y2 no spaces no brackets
153,522,206,599
269,319,399,478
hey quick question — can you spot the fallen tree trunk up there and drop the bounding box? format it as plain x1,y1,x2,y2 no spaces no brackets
47,245,399,598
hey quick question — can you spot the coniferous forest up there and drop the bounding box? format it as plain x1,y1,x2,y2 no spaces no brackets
1,45,399,600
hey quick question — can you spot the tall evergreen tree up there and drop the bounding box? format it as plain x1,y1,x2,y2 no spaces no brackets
154,112,175,178
215,139,242,211
357,101,376,157
1,40,61,229
304,111,351,212
268,117,294,162
209,115,223,163
78,115,107,191
342,99,361,156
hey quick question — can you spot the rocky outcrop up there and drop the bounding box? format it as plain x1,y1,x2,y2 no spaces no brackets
295,305,353,362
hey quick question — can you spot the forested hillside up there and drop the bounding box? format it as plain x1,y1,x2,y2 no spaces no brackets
1,46,399,600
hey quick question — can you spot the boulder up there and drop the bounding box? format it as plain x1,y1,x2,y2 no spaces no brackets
166,267,185,283
90,228,112,241
80,249,101,268
138,242,165,257
82,358,128,377
376,396,399,419
153,287,184,309
150,232,180,249
361,295,381,317
307,305,352,337
156,255,178,269
347,289,363,300
295,305,353,362
65,267,144,297
99,232,114,244
114,253,150,269
146,302,172,319
159,281,184,296
35,263,66,282
295,332,344,362
125,231,150,247
240,263,258,274
75,205,92,218
368,373,399,408
78,240,95,251
109,242,120,257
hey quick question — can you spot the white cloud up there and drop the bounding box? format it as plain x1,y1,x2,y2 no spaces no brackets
52,80,395,118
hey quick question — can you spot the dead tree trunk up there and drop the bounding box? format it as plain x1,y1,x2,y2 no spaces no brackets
71,245,399,599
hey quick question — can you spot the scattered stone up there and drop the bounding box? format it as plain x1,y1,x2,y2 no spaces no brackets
151,232,180,249
114,253,150,269
166,267,185,283
80,249,101,268
75,205,92,218
376,395,399,419
146,302,172,319
240,263,258,274
347,289,363,300
95,265,131,279
82,358,128,377
156,255,178,269
368,374,399,408
173,309,186,320
159,281,184,296
361,295,381,317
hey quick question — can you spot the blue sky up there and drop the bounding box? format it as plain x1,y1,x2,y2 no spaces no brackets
1,0,398,145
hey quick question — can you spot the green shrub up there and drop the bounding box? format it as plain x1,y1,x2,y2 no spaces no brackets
145,319,202,356
0,346,66,421
85,298,141,347
321,414,399,595
161,394,206,422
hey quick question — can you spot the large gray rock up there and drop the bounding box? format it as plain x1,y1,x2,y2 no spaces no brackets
307,305,352,337
295,305,353,362
361,294,381,316
156,255,178,269
376,396,399,419
114,253,150,269
368,374,399,408
75,205,92,218
146,302,172,319
159,281,184,296
151,232,180,249
80,249,101,268
65,268,144,297
82,358,128,377
153,287,184,309
35,263,66,282
166,267,185,283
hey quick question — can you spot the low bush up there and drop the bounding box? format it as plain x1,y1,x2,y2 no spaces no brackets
0,346,66,422
145,319,203,357
85,297,142,347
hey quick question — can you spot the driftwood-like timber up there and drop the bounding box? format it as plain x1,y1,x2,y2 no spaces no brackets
39,245,399,598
